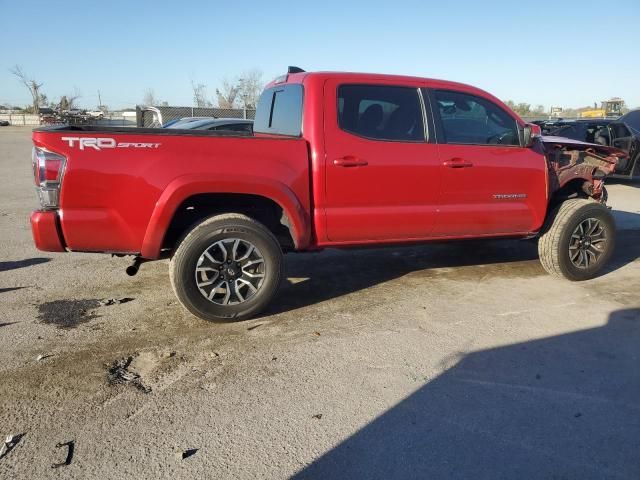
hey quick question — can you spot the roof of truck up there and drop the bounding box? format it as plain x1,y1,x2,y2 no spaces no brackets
266,70,504,108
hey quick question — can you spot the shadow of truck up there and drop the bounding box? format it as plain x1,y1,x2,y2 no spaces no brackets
293,308,640,479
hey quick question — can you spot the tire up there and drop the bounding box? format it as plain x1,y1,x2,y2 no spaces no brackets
538,199,615,281
169,213,283,321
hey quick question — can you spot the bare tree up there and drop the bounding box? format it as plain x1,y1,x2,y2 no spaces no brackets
38,93,49,108
191,81,212,107
143,88,157,106
64,87,82,110
237,69,263,109
10,65,43,114
59,96,70,110
216,79,239,109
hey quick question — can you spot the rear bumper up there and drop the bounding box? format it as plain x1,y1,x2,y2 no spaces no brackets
30,210,66,252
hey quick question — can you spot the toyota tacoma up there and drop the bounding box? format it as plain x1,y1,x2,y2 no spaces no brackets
30,67,626,321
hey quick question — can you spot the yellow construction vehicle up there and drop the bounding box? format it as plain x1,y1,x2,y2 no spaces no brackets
579,98,624,118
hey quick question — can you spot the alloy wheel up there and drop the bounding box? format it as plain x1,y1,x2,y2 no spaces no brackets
569,218,608,269
195,238,265,305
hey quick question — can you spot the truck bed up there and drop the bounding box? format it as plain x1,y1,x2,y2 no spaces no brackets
34,125,254,137
32,126,312,257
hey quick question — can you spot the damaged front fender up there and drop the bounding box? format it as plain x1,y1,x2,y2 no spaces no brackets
538,136,627,201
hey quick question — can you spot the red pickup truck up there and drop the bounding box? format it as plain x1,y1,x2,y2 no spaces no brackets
31,67,625,321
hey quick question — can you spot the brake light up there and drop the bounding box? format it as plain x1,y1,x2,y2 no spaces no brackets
530,123,542,137
32,146,66,209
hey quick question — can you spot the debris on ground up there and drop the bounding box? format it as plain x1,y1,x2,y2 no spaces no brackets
0,433,24,459
312,414,323,420
107,356,152,393
181,448,198,460
247,323,263,331
313,331,321,336
51,440,74,468
99,297,134,306
36,354,54,361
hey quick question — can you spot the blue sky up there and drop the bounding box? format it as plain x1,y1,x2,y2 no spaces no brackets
1,0,638,110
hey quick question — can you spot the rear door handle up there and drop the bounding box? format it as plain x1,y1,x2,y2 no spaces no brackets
443,157,473,168
333,156,368,167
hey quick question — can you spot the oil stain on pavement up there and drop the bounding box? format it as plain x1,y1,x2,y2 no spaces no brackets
36,297,135,329
37,299,102,329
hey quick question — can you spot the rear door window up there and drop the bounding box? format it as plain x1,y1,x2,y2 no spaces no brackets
254,84,303,136
338,85,425,142
433,90,520,146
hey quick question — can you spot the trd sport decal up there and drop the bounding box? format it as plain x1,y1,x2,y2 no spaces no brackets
61,137,161,151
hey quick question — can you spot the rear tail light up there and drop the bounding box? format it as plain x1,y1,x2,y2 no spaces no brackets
32,146,66,209
530,123,542,137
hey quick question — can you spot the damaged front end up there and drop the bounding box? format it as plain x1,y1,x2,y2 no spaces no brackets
539,136,627,202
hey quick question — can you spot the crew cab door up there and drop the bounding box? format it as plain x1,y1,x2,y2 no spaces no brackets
427,89,548,236
609,121,638,176
322,81,441,242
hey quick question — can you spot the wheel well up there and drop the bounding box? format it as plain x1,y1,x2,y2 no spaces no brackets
550,178,594,207
162,193,295,252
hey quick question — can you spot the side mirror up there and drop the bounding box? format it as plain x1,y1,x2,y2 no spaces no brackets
522,123,542,147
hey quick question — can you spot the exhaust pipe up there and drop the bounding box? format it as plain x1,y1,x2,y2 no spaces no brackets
126,257,145,276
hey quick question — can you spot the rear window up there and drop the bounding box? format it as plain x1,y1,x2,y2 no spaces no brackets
253,84,303,136
338,85,425,141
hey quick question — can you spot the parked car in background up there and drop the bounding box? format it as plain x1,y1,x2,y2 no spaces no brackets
0,120,9,126
607,110,640,178
538,115,639,179
162,117,211,128
167,118,253,133
86,110,105,119
534,119,614,143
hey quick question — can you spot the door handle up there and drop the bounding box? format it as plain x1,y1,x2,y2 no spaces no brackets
333,156,368,167
443,157,473,168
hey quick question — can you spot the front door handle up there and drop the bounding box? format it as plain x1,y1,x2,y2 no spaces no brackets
443,157,473,168
334,156,368,167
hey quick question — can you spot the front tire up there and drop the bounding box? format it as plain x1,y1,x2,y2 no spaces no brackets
170,213,283,321
538,199,615,281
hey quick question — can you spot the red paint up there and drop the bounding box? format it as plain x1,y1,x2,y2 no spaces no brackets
29,71,622,258
30,211,65,252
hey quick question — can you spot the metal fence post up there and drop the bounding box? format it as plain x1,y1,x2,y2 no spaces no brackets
23,115,26,126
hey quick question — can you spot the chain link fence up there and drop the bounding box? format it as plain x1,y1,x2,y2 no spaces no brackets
0,114,41,126
137,106,256,127
0,106,256,128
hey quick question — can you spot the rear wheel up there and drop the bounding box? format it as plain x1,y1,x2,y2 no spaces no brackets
170,213,283,321
538,199,615,281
